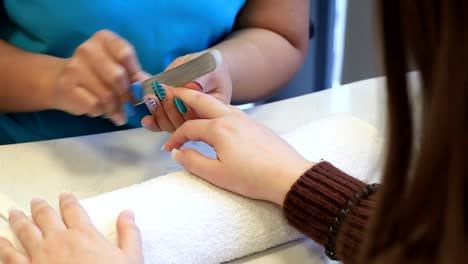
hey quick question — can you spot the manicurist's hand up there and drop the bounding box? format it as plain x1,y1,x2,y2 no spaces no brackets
46,30,148,126
0,193,143,264
163,89,315,205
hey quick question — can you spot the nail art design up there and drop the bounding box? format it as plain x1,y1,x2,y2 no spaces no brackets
144,97,158,111
174,98,187,114
142,123,154,130
151,82,166,100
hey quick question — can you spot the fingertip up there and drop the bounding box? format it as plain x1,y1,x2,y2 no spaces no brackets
110,112,127,126
183,81,203,92
59,192,74,201
0,236,12,247
118,210,135,223
171,148,180,162
141,116,161,132
117,209,142,257
7,208,21,220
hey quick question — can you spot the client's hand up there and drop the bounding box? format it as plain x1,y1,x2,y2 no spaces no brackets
163,89,315,206
0,193,143,264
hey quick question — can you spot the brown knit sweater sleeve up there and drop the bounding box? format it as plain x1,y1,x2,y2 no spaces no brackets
283,161,378,263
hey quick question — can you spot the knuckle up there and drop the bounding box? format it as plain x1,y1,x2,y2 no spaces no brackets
179,120,195,133
101,90,114,103
118,44,136,62
64,59,81,74
94,29,114,40
184,119,196,127
211,118,231,131
75,42,93,57
82,99,100,115
109,67,126,86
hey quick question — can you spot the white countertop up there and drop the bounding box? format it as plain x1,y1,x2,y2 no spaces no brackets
0,77,388,263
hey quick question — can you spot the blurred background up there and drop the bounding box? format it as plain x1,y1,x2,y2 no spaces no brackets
266,0,381,103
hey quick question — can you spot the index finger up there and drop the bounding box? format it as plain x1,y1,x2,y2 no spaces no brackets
171,88,232,119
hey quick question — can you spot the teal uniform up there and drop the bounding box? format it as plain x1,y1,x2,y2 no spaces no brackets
0,0,245,144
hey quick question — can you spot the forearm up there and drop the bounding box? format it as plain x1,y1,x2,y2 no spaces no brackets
0,40,62,112
212,0,309,103
213,28,306,103
283,161,377,263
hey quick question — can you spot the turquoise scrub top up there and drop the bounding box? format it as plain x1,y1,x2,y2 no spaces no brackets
0,0,245,144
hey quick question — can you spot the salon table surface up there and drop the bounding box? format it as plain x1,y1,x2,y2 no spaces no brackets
0,76,390,263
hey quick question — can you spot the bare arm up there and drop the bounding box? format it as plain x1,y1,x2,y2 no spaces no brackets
0,31,146,126
213,0,309,103
0,40,62,112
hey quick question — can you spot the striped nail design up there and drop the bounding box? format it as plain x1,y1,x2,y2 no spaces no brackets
142,123,155,130
174,98,187,114
151,82,166,100
144,97,157,111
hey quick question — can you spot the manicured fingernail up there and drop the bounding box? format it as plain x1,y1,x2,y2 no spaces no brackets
144,97,158,111
8,208,21,218
30,197,44,207
161,144,166,151
174,98,187,114
59,192,73,200
151,82,166,100
171,148,179,161
123,102,136,117
142,123,154,130
130,82,144,101
125,210,135,221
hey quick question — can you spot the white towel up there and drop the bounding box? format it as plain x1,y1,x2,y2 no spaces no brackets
0,114,383,263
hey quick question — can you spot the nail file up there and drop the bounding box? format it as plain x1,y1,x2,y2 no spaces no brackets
127,49,222,106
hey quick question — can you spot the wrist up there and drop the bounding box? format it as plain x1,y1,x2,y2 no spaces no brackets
38,56,67,110
270,160,316,206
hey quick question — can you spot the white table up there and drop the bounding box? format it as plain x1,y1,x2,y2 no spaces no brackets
0,77,389,263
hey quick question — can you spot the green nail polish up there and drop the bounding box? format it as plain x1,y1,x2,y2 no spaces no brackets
174,98,187,114
151,82,166,100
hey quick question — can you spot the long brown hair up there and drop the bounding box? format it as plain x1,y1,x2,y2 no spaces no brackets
361,1,467,263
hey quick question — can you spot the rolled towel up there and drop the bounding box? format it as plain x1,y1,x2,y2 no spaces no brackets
0,114,383,263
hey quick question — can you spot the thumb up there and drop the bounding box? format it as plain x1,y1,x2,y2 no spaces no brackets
117,210,143,261
182,81,203,92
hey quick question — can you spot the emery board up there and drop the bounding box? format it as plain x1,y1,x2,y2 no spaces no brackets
131,50,221,105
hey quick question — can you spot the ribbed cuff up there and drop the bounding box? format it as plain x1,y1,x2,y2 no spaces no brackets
283,161,375,261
